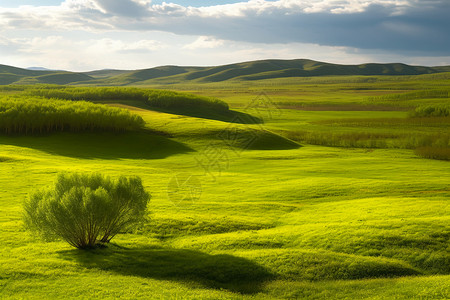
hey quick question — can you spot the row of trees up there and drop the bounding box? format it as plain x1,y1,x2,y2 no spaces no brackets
367,89,450,102
410,104,450,117
30,87,147,102
0,97,145,134
284,130,450,149
29,87,229,113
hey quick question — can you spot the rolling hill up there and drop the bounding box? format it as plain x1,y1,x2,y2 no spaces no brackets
1,59,450,86
0,64,94,85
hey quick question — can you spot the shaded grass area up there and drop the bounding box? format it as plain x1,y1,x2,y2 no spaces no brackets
237,249,420,280
58,245,273,294
150,105,262,124
142,215,274,238
0,131,192,159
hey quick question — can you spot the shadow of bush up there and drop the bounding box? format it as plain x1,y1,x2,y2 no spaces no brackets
0,131,192,159
150,107,263,124
58,245,273,294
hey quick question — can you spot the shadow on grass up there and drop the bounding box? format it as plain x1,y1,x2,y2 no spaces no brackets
207,127,301,151
0,130,193,159
58,245,274,294
149,107,264,124
98,100,263,124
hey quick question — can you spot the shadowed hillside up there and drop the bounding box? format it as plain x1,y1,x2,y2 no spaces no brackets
0,65,93,85
16,72,94,85
97,66,201,85
0,64,56,77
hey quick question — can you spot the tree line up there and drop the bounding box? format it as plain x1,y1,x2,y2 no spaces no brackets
367,89,450,102
29,87,229,113
410,104,450,117
0,97,145,134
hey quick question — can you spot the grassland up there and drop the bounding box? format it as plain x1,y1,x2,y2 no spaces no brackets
0,73,449,299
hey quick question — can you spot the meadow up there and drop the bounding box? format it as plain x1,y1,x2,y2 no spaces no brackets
0,73,449,299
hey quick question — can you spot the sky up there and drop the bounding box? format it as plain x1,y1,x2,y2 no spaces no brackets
0,0,449,71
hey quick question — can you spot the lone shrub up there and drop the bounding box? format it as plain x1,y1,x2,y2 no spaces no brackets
23,173,150,249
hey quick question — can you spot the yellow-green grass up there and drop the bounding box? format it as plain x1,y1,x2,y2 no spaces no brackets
1,77,449,299
146,72,450,110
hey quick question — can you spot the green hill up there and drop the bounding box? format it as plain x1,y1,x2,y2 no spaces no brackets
1,59,450,85
0,73,22,85
99,66,201,85
16,72,94,85
83,69,131,79
0,64,57,77
98,59,450,85
0,64,94,85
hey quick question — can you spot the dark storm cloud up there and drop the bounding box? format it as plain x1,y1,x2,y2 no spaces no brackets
141,1,449,55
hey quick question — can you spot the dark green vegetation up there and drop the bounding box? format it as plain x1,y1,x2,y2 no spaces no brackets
28,87,237,121
0,97,144,134
0,70,449,299
412,103,450,117
24,173,150,248
1,59,450,85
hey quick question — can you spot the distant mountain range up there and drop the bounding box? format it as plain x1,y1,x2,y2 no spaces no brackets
27,67,58,71
1,59,450,86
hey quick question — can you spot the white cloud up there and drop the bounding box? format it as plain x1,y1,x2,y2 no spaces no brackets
86,38,166,53
0,34,169,70
183,36,225,50
7,36,164,55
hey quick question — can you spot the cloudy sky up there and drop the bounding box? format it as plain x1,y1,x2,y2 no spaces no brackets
0,0,449,71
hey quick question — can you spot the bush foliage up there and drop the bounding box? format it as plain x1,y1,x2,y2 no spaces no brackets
0,97,145,134
23,173,150,249
367,89,450,102
282,130,449,149
410,104,450,117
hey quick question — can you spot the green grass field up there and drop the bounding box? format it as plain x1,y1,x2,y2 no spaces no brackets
0,74,449,299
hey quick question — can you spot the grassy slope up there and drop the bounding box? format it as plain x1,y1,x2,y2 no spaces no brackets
98,66,200,85
83,69,132,79
14,73,94,85
0,65,94,85
0,76,449,299
0,65,56,77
